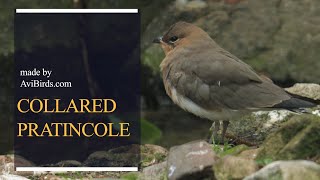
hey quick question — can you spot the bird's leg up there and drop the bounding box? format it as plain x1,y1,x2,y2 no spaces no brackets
214,120,220,139
208,122,215,144
221,120,230,144
208,120,220,144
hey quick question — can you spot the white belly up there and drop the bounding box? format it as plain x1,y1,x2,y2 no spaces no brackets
170,87,246,121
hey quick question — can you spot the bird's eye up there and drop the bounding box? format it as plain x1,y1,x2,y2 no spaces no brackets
169,36,178,43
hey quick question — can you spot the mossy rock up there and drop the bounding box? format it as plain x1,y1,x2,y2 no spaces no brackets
244,160,320,180
220,144,249,157
227,110,293,145
141,144,168,168
83,150,139,167
213,156,259,180
257,115,320,162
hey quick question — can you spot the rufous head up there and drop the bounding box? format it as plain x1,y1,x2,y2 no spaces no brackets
153,21,210,55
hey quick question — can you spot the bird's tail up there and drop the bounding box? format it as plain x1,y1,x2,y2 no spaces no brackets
273,92,318,113
274,92,320,113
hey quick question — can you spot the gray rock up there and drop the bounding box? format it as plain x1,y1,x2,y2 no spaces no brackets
84,144,167,168
0,155,34,177
213,156,259,180
2,163,14,176
0,155,7,174
175,0,208,11
13,155,35,168
83,151,139,167
166,140,219,180
0,174,30,180
56,160,82,167
0,155,5,163
285,83,320,101
141,161,167,180
244,160,320,180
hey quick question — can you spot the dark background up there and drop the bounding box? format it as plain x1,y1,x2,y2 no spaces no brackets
1,0,320,154
14,13,140,166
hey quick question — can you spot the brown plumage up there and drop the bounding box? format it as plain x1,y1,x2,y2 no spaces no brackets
153,21,315,143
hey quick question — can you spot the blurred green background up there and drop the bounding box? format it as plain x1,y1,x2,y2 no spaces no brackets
1,0,320,154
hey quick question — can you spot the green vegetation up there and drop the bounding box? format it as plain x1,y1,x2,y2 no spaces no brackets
120,172,139,180
55,172,83,179
255,158,274,166
142,46,164,74
212,142,233,157
220,144,249,157
141,118,162,144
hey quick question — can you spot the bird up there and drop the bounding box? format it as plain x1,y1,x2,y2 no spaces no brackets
153,21,316,144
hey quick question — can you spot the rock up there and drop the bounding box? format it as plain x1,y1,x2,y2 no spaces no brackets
5,163,34,177
257,110,293,129
224,0,244,4
312,109,320,117
0,155,7,174
227,108,319,145
2,163,14,175
166,140,219,180
227,110,293,144
141,144,168,168
84,145,139,167
13,155,35,168
257,115,320,162
84,144,167,168
0,155,34,177
38,174,63,180
108,144,140,154
285,83,320,101
0,174,30,180
213,156,259,180
83,151,139,167
141,161,167,180
175,0,208,11
56,160,82,167
238,148,260,160
244,160,320,180
0,155,6,164
143,0,320,84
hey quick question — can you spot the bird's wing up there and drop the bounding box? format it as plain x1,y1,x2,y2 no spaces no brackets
166,49,291,110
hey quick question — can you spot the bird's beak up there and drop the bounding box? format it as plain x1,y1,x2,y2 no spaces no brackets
153,36,162,44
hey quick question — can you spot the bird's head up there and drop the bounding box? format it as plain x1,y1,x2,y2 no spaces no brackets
153,21,210,55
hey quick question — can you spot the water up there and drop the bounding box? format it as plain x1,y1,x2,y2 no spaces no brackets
143,105,212,148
